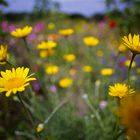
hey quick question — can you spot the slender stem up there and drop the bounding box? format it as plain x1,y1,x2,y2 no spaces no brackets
17,93,34,125
23,37,30,52
44,99,67,124
17,93,40,139
15,131,36,140
127,53,136,86
84,95,105,131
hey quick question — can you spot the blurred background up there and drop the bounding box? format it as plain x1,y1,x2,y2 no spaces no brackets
0,0,140,32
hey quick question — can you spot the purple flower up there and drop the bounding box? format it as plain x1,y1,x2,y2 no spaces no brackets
27,33,37,42
32,81,41,92
33,22,45,33
99,100,107,110
49,85,57,93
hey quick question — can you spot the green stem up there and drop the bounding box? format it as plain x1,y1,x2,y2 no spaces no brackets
17,93,34,125
23,37,30,52
44,99,67,124
84,95,105,131
127,53,136,86
17,93,40,139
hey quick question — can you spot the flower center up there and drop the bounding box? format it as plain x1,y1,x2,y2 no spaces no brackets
5,77,24,90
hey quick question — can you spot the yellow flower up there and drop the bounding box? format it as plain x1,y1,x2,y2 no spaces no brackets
39,50,54,58
125,60,136,68
11,26,32,38
96,50,104,57
47,22,55,30
108,83,135,98
36,123,44,133
0,67,36,97
122,34,140,54
119,94,140,139
58,28,74,37
82,65,93,72
37,41,57,50
118,44,127,53
59,78,73,88
83,36,99,47
0,45,8,64
63,54,76,62
101,68,114,76
45,64,59,75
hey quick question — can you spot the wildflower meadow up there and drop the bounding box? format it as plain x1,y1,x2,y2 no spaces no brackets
0,0,140,140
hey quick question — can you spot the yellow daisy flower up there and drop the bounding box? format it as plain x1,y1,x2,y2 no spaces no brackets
63,54,76,62
11,26,32,38
101,68,114,76
59,78,73,88
45,64,59,75
83,36,99,47
82,65,93,72
0,45,8,64
109,83,135,98
0,67,36,97
37,41,57,50
122,34,140,54
58,28,74,37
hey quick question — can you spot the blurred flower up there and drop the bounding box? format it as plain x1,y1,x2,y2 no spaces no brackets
39,49,54,58
49,85,57,93
100,68,114,76
69,68,77,76
34,22,45,33
11,26,32,38
47,34,60,42
125,60,136,68
99,100,107,110
122,34,140,54
118,44,127,53
45,64,59,75
32,81,41,92
82,65,93,72
83,36,99,47
0,67,36,97
47,22,55,30
96,50,104,57
36,123,44,133
119,94,140,139
95,80,100,86
136,68,140,74
0,45,8,64
1,21,9,32
82,94,88,99
27,33,37,42
109,20,117,29
63,54,76,62
37,41,57,50
58,28,74,37
59,78,73,88
108,83,135,98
